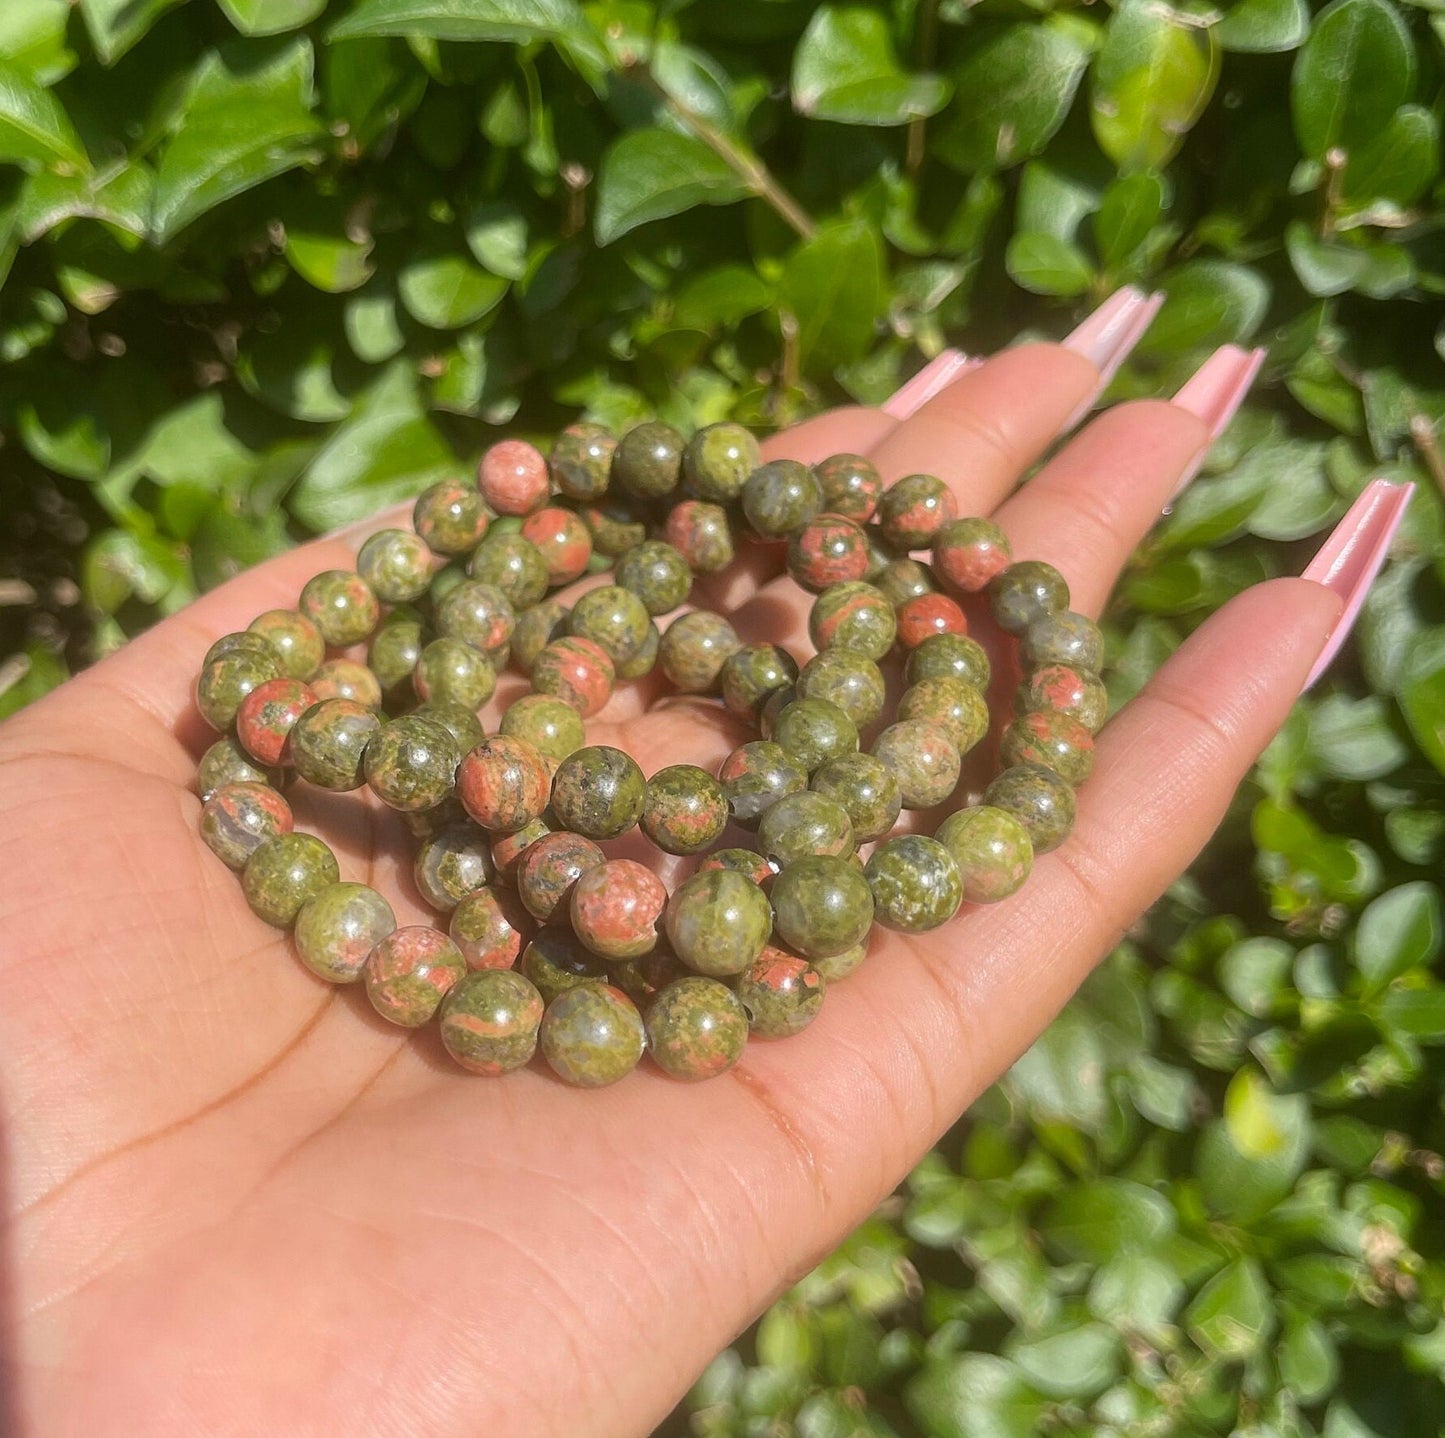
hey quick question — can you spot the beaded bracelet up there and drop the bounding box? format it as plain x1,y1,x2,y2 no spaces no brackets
194,419,1105,1088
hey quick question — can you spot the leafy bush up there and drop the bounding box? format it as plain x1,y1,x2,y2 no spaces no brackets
2,0,1444,1433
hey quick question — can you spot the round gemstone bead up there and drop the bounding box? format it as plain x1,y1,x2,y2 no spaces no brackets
522,927,609,1002
613,420,685,500
813,936,869,983
612,948,688,1009
646,977,749,1080
402,795,469,843
1023,609,1104,674
878,473,956,550
872,719,961,809
683,422,761,503
242,833,339,927
198,735,282,798
898,677,989,755
570,858,667,961
896,592,968,649
769,697,859,774
369,618,425,695
664,499,734,574
813,452,882,522
532,635,615,717
413,636,496,711
298,569,380,647
641,765,729,855
512,598,570,671
768,854,874,959
580,499,648,558
414,700,486,756
294,882,396,984
457,735,552,833
741,459,823,538
757,791,854,866
521,506,593,586
516,831,605,922
1020,663,1109,733
540,983,646,1087
568,584,652,665
933,516,1013,593
236,677,317,767
415,822,496,911
467,531,549,609
721,644,800,720
990,559,1070,634
697,849,777,888
200,781,293,870
665,870,773,978
248,609,324,680
365,715,459,812
550,745,647,839
289,697,381,790
935,805,1034,903
197,648,282,731
490,817,552,886
309,658,383,708
204,631,275,668
428,562,469,608
440,969,546,1075
356,528,433,604
500,694,586,765
615,620,660,680
659,611,740,693
450,886,528,971
719,740,807,829
796,649,886,729
615,540,692,616
364,926,466,1027
865,834,963,932
437,579,516,656
786,513,872,592
874,556,937,609
809,581,897,660
810,753,902,843
480,438,550,515
550,421,616,502
906,632,991,690
983,762,1077,853
735,947,825,1038
1000,710,1095,786
414,478,489,555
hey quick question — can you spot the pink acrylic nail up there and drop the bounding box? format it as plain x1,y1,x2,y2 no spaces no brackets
883,349,978,419
1167,344,1267,500
1301,479,1414,690
1060,287,1165,431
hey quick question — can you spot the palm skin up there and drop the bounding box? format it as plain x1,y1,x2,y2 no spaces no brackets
0,340,1338,1438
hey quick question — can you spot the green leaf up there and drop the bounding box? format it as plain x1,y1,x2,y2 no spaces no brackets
1007,1324,1120,1400
1092,172,1163,268
329,0,590,46
1090,0,1219,171
780,219,885,370
906,1355,1049,1438
1291,0,1415,161
1306,693,1409,780
1006,1006,1110,1130
1138,259,1270,353
1219,937,1294,1017
80,0,188,65
593,127,751,245
1005,232,1095,296
1343,104,1438,206
1400,647,1445,775
344,282,406,363
0,59,90,172
398,247,508,329
0,2,77,85
934,20,1093,173
791,5,950,127
1184,1258,1276,1359
1088,1251,1186,1332
465,200,529,280
218,0,327,34
1041,1179,1176,1263
16,385,110,480
673,264,772,329
1126,1054,1196,1129
0,643,68,721
1355,881,1442,992
1215,0,1310,52
1377,986,1445,1040
17,163,152,242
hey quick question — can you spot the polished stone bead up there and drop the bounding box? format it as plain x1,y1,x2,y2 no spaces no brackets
198,736,282,798
896,592,968,649
200,781,293,870
437,578,516,656
865,834,962,932
696,848,777,888
1023,609,1104,674
369,618,425,695
769,854,874,959
197,648,282,731
570,858,667,961
741,459,823,539
540,982,646,1087
414,478,490,555
365,926,466,1027
616,619,660,680
990,559,1070,634
479,438,550,515
248,608,324,680
812,935,869,983
309,658,382,708
357,528,433,604
512,598,570,672
642,764,729,855
568,584,652,667
664,498,734,574
236,677,317,767
440,969,546,1075
203,631,275,668
719,740,808,829
550,421,616,501
428,562,469,609
898,677,989,756
401,794,469,842
683,422,761,503
659,611,740,693
299,569,380,647
457,734,552,833
415,822,497,911
983,762,1076,853
735,947,825,1037
413,636,496,711
796,649,886,729
932,516,1013,593
551,745,647,839
757,791,855,866
580,499,648,558
611,947,689,1009
872,719,961,809
490,816,552,886
810,753,902,843
289,697,381,790
522,927,609,1003
665,869,773,977
500,694,586,765
613,420,685,499
757,683,800,742
874,555,938,609
449,885,529,970
770,697,859,775
616,540,693,616
531,635,615,716
786,513,872,593
242,832,339,927
721,643,800,720
647,977,749,1080
467,531,550,609
294,882,396,984
414,700,486,756
516,831,605,922
905,632,991,690
813,452,882,523
1000,710,1095,786
878,472,956,550
935,805,1034,903
809,581,897,660
521,505,593,586
365,714,460,812
1020,663,1109,733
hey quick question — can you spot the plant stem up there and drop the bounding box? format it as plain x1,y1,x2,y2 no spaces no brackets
1410,414,1445,500
906,0,941,177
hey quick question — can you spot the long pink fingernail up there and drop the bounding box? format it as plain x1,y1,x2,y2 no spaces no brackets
1060,287,1165,431
883,350,979,419
1167,344,1267,500
1301,479,1414,690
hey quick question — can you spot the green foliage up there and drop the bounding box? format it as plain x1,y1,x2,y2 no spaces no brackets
0,1,1443,1433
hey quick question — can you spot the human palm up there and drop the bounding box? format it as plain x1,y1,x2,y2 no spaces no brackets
0,330,1339,1437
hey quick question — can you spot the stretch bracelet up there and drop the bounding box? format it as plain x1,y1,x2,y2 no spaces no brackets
193,420,1105,1087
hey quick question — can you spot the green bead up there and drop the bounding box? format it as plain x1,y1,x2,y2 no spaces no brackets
796,649,886,729
413,478,489,555
741,459,823,538
664,499,734,573
1023,609,1104,674
646,977,749,1080
990,559,1070,634
874,556,937,610
415,822,496,911
769,854,874,959
905,632,991,690
242,832,340,927
813,452,882,523
813,936,869,983
401,795,468,842
757,682,799,741
810,753,901,843
642,764,729,855
311,658,382,708
517,831,605,922
440,969,545,1075
500,693,586,764
364,714,459,812
196,648,282,731
757,791,854,866
865,834,962,933
659,611,740,693
289,698,381,791
770,697,859,775
872,719,961,809
615,619,660,680
809,581,897,660
356,528,433,604
665,869,773,977
540,982,646,1087
414,636,496,711
1000,710,1095,786
877,472,955,551
428,562,469,608
719,740,808,829
569,584,652,665
512,598,570,671
720,643,800,720
935,805,1034,904
449,886,526,971
294,882,396,984
683,421,761,503
522,927,609,1003
550,421,616,501
414,700,486,756
467,531,549,609
198,735,282,798
932,515,1013,593
299,569,380,647
364,927,466,1027
612,948,689,1009
248,609,324,680
369,618,425,695
491,816,553,885
580,499,648,558
613,420,685,499
200,780,293,870
436,578,516,656
735,948,825,1038
550,745,647,839
1019,664,1109,733
698,848,777,888
982,763,1077,853
898,677,989,755
204,631,276,668
615,540,692,616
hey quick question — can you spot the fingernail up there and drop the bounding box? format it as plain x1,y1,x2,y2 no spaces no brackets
883,350,976,419
1301,479,1414,690
1060,287,1165,431
1167,345,1267,500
